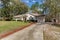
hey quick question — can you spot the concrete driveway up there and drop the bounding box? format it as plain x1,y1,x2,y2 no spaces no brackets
1,23,60,40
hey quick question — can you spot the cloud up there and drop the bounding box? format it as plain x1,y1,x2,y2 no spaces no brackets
26,0,29,3
32,0,36,3
0,1,1,4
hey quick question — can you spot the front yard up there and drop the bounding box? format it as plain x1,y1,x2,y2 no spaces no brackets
0,21,30,35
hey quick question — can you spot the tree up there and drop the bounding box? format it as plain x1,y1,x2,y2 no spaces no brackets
31,2,43,14
31,2,39,10
44,0,60,22
0,0,28,21
1,0,13,20
12,2,28,15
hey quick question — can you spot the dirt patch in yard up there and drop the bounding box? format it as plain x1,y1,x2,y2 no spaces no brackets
49,24,60,32
43,24,60,40
43,31,58,40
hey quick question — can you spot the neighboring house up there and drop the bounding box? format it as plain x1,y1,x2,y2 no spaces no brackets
13,12,45,23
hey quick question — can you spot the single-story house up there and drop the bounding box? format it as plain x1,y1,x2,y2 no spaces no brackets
13,12,45,23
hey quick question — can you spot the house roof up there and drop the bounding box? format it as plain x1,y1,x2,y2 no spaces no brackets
14,15,23,17
14,12,45,17
30,13,45,17
30,13,40,16
13,14,27,18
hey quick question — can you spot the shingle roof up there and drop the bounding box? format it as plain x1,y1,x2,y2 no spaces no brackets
14,12,45,17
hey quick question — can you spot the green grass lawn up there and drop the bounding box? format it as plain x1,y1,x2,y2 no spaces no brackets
0,21,29,34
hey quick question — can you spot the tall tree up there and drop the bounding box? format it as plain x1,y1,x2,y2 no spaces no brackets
1,0,13,20
31,2,43,14
31,2,39,10
1,0,28,20
44,0,60,22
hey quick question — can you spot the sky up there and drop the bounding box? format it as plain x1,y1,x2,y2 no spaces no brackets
21,0,45,7
0,0,45,8
0,1,3,8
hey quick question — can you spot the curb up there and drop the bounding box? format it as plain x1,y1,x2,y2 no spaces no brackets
0,22,35,39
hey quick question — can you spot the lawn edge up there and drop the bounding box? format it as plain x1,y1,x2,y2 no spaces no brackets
0,22,35,39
